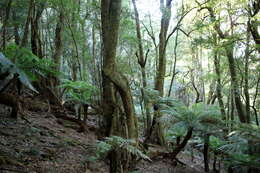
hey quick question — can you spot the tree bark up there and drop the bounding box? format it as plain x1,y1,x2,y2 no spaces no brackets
203,134,210,172
51,11,64,95
248,0,260,53
132,0,151,134
168,29,179,97
230,89,235,130
213,152,218,172
12,11,20,45
149,0,173,146
207,7,247,123
1,0,12,50
252,77,259,126
213,34,226,119
30,0,45,58
155,0,173,96
40,10,64,106
171,127,193,159
101,0,138,172
207,81,216,105
248,20,260,53
20,0,33,47
244,26,251,123
225,45,247,123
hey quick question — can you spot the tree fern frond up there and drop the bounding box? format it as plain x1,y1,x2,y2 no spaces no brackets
94,136,151,161
0,52,38,93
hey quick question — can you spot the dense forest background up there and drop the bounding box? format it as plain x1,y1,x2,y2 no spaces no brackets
0,0,259,172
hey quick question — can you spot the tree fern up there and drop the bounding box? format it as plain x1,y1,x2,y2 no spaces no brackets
0,52,38,93
59,79,96,104
4,44,57,81
95,136,151,161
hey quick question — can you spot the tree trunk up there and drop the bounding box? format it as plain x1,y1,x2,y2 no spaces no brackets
252,77,259,126
12,11,20,45
213,34,226,119
101,0,138,172
248,0,260,53
168,29,179,97
51,11,64,95
20,0,33,47
230,89,234,130
244,26,251,123
151,0,173,146
207,81,216,105
132,0,151,134
83,104,89,123
207,7,247,123
248,19,260,53
225,46,247,123
30,0,45,58
171,127,193,159
213,152,218,172
203,134,210,172
1,0,12,50
155,0,173,95
41,11,64,106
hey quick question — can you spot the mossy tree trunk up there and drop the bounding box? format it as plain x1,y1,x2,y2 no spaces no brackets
101,0,138,172
213,34,226,119
150,0,173,146
244,26,251,123
30,0,45,58
206,7,247,123
20,0,33,47
50,11,64,98
248,0,260,53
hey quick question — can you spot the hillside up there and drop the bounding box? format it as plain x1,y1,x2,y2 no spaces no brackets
0,102,207,173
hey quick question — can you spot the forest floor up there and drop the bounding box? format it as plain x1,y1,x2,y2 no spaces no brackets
0,102,207,173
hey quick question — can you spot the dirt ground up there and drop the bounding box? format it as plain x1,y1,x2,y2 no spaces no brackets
0,104,206,173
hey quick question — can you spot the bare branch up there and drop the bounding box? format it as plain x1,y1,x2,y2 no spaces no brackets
165,6,196,46
144,49,150,67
